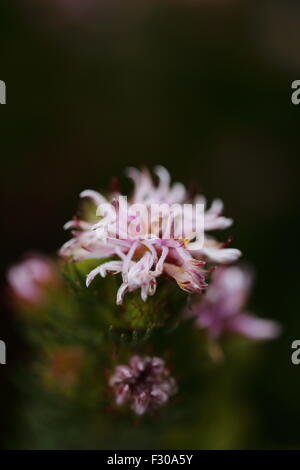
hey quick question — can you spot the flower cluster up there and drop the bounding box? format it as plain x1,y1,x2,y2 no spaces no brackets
6,166,282,418
186,266,281,340
109,355,177,415
60,167,241,304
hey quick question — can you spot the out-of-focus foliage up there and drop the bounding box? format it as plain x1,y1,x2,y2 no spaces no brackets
11,258,259,449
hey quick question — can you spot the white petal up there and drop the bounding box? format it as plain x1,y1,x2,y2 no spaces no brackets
229,314,281,340
202,246,242,263
207,198,224,215
99,261,123,277
204,216,233,231
154,165,170,190
167,182,186,204
117,283,128,305
86,266,103,287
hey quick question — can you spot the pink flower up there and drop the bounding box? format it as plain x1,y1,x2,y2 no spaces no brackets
186,266,281,340
60,167,241,304
29,0,97,17
109,355,177,415
7,255,56,304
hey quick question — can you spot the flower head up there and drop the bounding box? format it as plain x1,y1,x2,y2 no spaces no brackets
60,167,241,304
109,355,177,415
7,254,56,304
186,266,281,340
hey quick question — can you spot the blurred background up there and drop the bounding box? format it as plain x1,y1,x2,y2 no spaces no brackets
1,0,300,449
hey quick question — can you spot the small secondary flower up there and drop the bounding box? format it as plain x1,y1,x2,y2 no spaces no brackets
7,254,56,304
109,355,177,415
